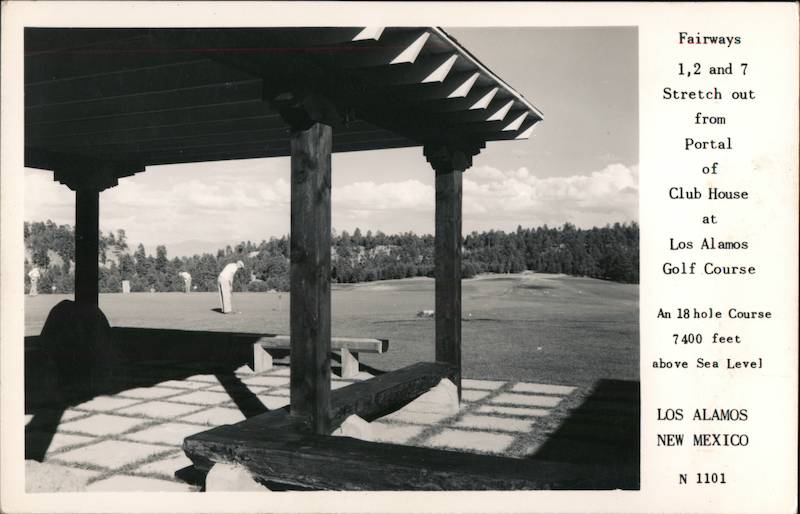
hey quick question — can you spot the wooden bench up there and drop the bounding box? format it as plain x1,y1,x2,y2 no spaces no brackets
246,335,389,378
183,362,635,490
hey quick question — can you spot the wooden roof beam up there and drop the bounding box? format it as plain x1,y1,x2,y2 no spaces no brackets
330,31,430,69
358,53,458,86
397,71,480,102
423,86,499,113
24,148,145,190
433,98,516,124
456,110,530,134
138,133,419,166
431,28,545,120
476,118,540,142
352,27,386,42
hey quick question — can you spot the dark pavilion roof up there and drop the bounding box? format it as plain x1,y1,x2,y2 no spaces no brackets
25,27,542,187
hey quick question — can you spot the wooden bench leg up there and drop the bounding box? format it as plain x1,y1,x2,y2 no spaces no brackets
253,343,273,373
340,349,359,379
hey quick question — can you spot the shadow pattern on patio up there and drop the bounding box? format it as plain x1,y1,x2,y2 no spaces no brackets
25,328,639,491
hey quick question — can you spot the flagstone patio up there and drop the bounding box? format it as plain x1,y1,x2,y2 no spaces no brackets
26,360,590,492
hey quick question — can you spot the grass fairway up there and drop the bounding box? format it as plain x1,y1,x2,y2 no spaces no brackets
25,272,638,386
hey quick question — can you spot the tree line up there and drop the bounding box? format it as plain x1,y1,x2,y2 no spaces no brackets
24,220,639,294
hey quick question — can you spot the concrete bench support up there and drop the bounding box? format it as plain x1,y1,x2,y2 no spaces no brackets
246,335,388,377
253,343,274,373
340,348,359,378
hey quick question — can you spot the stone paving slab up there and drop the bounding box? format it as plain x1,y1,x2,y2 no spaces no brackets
87,475,196,492
57,414,148,436
27,365,587,493
462,379,506,390
182,374,221,384
73,396,140,412
511,383,576,395
454,414,535,433
461,389,491,402
253,395,290,410
371,422,425,444
155,380,210,390
239,375,290,387
57,409,91,422
27,431,95,454
169,390,232,406
118,401,201,419
135,452,194,477
116,387,183,400
180,407,246,426
26,408,86,426
426,429,515,454
264,388,290,397
476,405,550,417
26,461,99,492
55,440,170,469
382,410,453,425
126,422,205,446
490,393,562,408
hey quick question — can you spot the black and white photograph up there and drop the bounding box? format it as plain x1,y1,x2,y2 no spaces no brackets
4,2,799,512
17,24,640,493
16,24,641,494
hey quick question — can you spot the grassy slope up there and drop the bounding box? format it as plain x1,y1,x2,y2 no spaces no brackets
24,273,638,386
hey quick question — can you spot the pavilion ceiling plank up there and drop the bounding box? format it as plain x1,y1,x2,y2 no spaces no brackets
124,126,412,165
26,100,278,142
168,27,388,52
105,135,418,167
332,136,420,154
141,146,285,167
25,51,202,85
24,28,153,57
28,120,287,157
26,59,254,107
23,27,543,170
25,79,264,125
43,127,290,155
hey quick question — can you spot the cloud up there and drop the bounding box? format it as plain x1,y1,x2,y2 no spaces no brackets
333,180,433,212
24,162,638,253
461,163,638,230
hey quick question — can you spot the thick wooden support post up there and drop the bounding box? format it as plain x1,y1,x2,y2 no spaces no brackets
425,145,472,397
289,122,333,434
74,187,100,306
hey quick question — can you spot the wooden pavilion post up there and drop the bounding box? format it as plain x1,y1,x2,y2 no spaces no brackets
289,121,333,434
424,145,473,398
74,187,100,306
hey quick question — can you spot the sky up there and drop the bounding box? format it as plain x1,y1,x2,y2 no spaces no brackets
24,27,638,257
